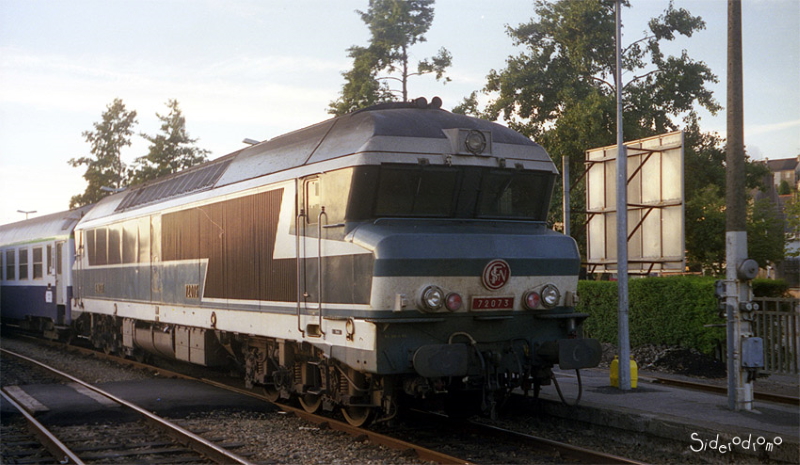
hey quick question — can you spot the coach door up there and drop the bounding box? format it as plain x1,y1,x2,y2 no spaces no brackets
54,241,66,324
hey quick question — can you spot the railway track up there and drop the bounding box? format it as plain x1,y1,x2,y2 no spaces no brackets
4,335,650,464
1,348,253,465
645,374,799,406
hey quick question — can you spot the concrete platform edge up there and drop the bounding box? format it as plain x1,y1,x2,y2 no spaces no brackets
540,399,799,463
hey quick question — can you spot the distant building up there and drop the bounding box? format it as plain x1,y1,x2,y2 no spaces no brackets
766,156,799,192
760,156,799,289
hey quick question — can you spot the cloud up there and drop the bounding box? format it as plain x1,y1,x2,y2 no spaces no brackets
747,118,800,137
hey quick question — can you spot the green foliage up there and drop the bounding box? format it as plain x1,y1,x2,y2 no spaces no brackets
685,185,726,274
778,179,791,195
128,99,209,185
461,0,721,257
785,192,800,257
752,278,790,297
68,98,138,208
577,276,724,354
459,0,785,267
328,0,451,115
747,198,787,267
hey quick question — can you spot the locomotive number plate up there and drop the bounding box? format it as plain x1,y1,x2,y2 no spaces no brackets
471,296,514,310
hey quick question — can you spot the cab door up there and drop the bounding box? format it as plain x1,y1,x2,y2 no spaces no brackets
297,176,325,337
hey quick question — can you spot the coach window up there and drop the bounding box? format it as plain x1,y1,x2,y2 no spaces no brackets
33,247,43,279
4,249,14,280
19,247,28,280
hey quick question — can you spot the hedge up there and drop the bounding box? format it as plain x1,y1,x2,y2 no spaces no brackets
752,278,790,297
577,276,725,354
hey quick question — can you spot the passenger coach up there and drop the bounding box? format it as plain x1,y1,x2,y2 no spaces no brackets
0,206,90,336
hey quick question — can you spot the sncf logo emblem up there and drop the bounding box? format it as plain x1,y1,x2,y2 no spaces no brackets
482,259,510,290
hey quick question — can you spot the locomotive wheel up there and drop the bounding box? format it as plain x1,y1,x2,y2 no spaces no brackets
261,385,280,403
298,393,323,413
341,406,373,427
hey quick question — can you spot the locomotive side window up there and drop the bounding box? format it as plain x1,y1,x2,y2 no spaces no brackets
122,221,138,264
32,247,43,279
375,165,459,217
5,249,14,280
96,228,108,266
303,170,352,227
305,178,321,223
19,247,28,280
477,170,552,220
108,226,122,265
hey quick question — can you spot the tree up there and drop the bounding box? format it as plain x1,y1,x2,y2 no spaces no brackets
68,98,137,208
747,197,787,267
128,99,210,185
328,0,452,115
685,185,726,274
458,0,777,269
680,115,774,273
778,179,791,195
785,192,800,257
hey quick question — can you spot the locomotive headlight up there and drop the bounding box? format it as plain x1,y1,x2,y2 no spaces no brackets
421,285,445,311
465,130,487,155
541,284,560,308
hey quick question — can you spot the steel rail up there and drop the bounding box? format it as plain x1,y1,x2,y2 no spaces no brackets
466,420,648,465
0,348,254,465
645,375,799,406
5,339,469,464
200,379,472,465
1,389,85,465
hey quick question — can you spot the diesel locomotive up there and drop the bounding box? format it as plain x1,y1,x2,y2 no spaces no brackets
0,98,601,425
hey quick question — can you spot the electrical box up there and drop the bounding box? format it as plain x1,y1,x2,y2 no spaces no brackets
741,337,764,368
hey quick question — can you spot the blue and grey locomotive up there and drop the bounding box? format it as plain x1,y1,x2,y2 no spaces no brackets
2,98,600,425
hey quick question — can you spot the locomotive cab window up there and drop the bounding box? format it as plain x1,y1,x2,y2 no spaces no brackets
375,165,459,217
476,170,552,220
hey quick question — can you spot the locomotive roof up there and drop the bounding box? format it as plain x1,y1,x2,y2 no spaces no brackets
90,101,555,217
0,205,92,247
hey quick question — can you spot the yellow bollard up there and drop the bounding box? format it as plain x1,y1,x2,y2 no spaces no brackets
610,355,638,388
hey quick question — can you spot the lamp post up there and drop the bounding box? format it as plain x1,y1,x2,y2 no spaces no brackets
17,209,37,219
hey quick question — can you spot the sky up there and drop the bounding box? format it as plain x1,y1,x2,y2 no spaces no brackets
1,0,798,226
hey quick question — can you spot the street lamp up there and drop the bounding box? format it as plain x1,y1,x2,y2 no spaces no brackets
17,209,37,219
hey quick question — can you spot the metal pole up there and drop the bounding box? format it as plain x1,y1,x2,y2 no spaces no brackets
726,0,754,411
563,155,570,237
615,0,631,391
